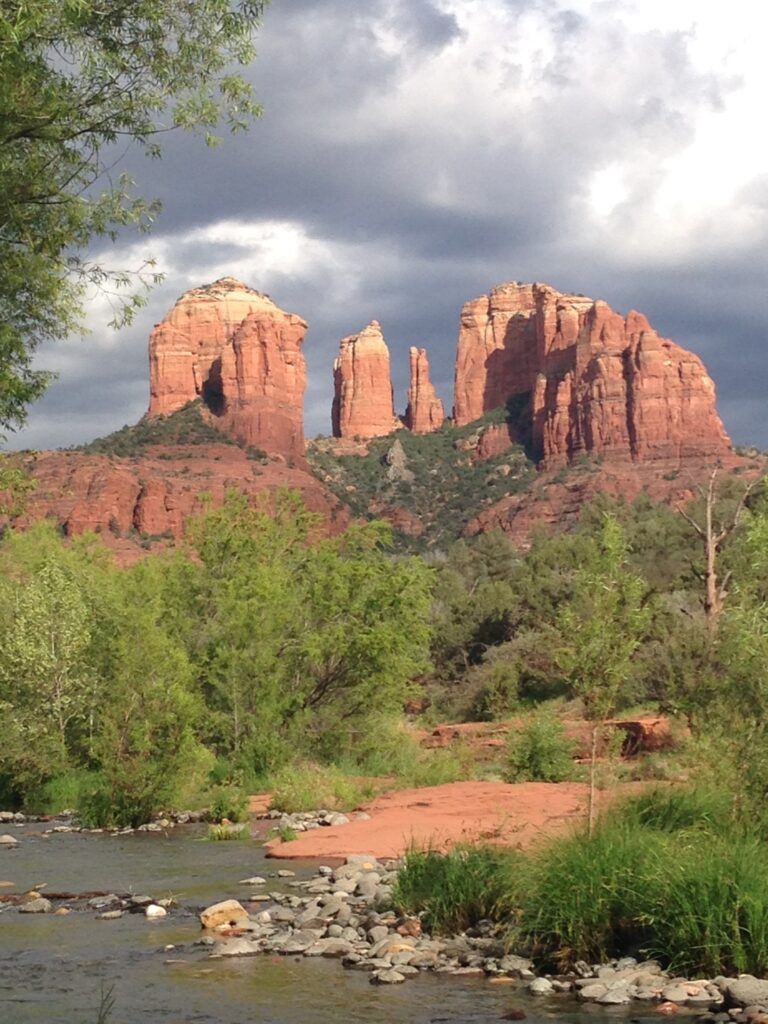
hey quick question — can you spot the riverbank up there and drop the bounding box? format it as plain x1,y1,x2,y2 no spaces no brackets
200,853,768,1020
260,780,645,859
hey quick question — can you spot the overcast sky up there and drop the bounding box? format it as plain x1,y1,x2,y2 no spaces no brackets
10,0,768,450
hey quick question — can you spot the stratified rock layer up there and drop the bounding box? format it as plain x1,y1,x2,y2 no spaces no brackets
403,348,445,434
148,278,307,458
453,282,730,467
332,322,400,439
7,446,349,564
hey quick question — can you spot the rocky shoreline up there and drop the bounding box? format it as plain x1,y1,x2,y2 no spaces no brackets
196,855,768,1020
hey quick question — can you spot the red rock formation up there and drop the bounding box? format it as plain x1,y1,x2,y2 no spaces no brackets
5,446,349,564
465,452,765,548
403,348,445,433
332,321,400,439
148,278,307,459
453,282,731,468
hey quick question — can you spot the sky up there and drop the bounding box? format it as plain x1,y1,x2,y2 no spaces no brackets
10,0,768,450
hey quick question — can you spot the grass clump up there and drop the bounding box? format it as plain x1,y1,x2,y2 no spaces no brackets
504,710,576,783
267,761,375,813
516,819,661,968
644,832,768,976
515,785,768,976
271,823,298,843
206,823,248,841
392,844,523,934
615,784,731,834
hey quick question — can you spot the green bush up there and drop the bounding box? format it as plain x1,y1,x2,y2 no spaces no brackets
392,844,523,934
504,710,576,783
207,783,248,823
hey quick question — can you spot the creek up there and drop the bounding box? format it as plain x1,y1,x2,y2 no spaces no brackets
0,823,647,1023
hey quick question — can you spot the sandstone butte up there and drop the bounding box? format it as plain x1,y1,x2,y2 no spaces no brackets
331,321,402,439
403,347,445,434
453,281,731,469
148,277,307,460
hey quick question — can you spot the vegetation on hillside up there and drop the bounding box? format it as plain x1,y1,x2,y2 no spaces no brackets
79,401,267,460
307,410,536,551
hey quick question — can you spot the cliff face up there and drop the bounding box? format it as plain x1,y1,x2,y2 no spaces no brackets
7,446,349,564
453,283,730,467
403,347,445,434
331,321,401,439
148,277,307,458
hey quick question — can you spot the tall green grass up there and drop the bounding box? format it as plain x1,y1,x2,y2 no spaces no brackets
616,784,731,833
393,786,768,976
267,762,376,813
644,833,768,977
392,844,523,934
516,786,768,975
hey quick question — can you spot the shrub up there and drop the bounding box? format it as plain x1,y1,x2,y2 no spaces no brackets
504,710,576,783
392,844,522,934
207,783,248,824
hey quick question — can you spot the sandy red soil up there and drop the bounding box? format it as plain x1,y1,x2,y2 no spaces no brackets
260,780,637,861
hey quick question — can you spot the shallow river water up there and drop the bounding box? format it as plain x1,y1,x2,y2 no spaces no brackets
1,824,646,1024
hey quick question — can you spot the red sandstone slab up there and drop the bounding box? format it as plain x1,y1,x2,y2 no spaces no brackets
263,780,607,860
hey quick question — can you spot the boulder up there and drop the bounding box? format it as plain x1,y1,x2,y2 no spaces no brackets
725,977,768,1008
200,899,250,931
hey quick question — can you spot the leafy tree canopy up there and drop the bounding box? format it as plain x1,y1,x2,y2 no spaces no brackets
0,0,267,435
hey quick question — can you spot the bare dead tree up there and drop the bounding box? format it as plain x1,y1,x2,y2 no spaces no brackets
676,467,757,634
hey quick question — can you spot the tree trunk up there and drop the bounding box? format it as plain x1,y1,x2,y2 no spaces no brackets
588,722,598,836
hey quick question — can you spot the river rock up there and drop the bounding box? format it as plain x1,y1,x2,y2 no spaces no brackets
200,899,250,930
0,834,19,846
20,897,53,913
279,932,318,955
88,894,121,910
305,938,355,958
239,876,266,885
725,979,768,1009
97,910,124,920
145,904,167,919
371,968,406,984
215,938,261,957
581,983,610,999
529,978,555,996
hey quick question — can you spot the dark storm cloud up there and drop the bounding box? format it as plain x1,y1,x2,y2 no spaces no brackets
8,0,767,451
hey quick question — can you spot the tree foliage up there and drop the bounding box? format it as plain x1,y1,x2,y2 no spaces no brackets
0,0,267,433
